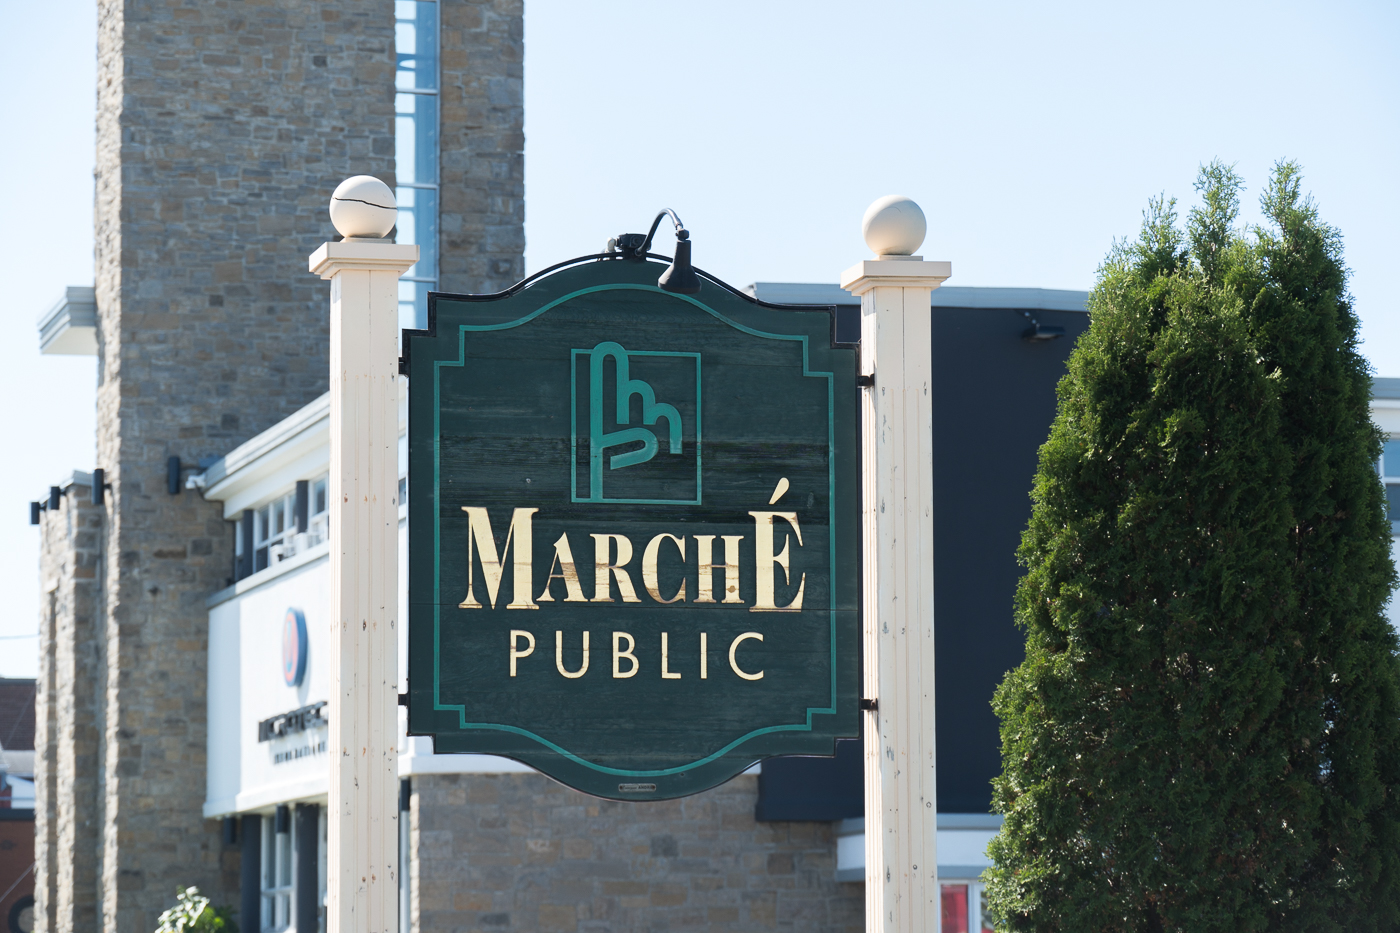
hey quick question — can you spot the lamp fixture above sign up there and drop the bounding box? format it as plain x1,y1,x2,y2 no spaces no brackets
606,209,701,295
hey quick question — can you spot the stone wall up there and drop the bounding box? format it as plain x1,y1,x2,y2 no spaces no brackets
439,0,526,295
34,503,60,933
40,0,525,929
61,1,396,930
34,477,104,933
410,773,863,933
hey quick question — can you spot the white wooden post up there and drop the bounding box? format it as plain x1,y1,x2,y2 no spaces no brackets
841,196,950,933
310,177,418,933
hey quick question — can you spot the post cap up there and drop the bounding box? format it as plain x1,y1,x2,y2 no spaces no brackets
329,176,398,239
862,195,926,258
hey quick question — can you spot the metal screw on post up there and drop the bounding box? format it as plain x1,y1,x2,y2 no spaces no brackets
310,175,418,933
841,196,950,933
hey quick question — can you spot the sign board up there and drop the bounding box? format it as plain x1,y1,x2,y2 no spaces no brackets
403,257,861,799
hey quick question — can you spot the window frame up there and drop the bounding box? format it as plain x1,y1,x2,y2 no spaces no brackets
395,0,441,333
260,813,294,933
254,491,297,571
938,879,998,933
1379,437,1400,533
235,472,332,581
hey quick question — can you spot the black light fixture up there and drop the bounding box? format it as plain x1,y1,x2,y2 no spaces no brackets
48,486,62,510
611,209,701,295
167,456,183,496
275,804,291,835
92,468,106,506
29,502,42,526
1020,310,1065,342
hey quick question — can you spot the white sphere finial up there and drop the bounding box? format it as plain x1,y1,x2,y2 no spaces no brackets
329,175,398,239
861,195,926,257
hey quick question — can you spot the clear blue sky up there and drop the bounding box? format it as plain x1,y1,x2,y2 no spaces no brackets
0,0,1396,676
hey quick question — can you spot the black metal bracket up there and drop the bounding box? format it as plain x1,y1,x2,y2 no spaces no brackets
610,209,689,263
611,232,649,260
856,374,874,388
859,697,878,711
1020,309,1065,342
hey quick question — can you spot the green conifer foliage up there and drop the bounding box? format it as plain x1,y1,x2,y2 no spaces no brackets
985,162,1400,932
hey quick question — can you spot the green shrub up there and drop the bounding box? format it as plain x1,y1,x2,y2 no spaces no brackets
155,887,238,933
985,161,1400,932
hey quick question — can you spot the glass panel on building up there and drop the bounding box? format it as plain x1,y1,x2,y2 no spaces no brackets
942,883,969,933
1384,439,1400,478
261,812,293,932
394,0,439,332
1385,439,1400,532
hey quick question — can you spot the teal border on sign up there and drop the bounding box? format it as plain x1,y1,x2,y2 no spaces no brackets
431,282,837,778
568,348,703,505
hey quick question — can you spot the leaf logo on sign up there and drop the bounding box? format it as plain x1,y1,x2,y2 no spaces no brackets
589,341,682,478
572,340,701,504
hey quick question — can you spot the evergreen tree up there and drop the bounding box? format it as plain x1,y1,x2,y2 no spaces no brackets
985,162,1400,932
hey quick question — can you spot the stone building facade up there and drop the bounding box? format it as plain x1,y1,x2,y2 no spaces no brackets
35,1,524,931
35,473,105,933
33,1,935,930
439,1,525,295
410,774,862,933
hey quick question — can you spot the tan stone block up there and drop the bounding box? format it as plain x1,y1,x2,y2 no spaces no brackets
787,820,826,844
560,838,592,859
452,891,493,911
212,260,242,282
708,906,740,923
649,883,688,907
536,904,577,932
525,838,561,863
744,890,778,926
601,881,647,896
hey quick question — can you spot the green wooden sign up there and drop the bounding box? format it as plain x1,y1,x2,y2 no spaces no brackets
403,256,861,799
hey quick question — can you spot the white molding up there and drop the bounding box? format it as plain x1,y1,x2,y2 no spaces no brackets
204,777,330,819
752,282,1091,312
398,753,534,776
309,240,419,279
200,393,331,516
841,259,952,296
38,286,98,356
205,543,330,609
1372,399,1400,435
